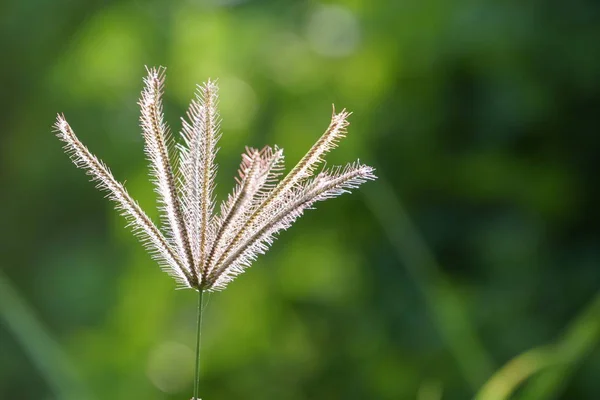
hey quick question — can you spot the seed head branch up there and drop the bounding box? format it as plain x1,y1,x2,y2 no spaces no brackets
140,67,196,285
54,115,192,287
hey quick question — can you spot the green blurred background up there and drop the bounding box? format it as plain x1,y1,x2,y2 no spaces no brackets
1,0,599,399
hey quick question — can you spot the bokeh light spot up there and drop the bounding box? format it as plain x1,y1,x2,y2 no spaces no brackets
218,76,258,131
305,5,361,58
146,341,194,394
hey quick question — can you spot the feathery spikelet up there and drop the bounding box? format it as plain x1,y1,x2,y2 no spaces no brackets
54,67,376,292
139,67,196,285
53,115,192,287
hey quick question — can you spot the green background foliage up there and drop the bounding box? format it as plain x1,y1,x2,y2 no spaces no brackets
1,0,599,399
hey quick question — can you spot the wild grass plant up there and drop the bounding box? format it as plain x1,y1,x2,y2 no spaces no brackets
53,66,376,399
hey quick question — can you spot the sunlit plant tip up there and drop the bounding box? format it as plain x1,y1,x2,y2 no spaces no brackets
54,66,376,292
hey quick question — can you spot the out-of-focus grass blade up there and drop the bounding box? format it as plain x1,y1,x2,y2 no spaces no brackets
417,379,444,400
0,270,92,400
516,291,600,400
474,291,600,400
363,176,495,391
474,346,556,400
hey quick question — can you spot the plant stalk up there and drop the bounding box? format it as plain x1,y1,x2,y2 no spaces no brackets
193,289,204,400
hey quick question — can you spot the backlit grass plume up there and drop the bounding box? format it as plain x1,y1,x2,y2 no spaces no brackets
54,66,376,399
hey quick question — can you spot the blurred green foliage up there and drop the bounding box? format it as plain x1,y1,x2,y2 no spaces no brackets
1,0,599,399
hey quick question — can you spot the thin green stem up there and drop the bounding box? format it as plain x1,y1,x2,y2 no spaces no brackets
193,289,204,400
